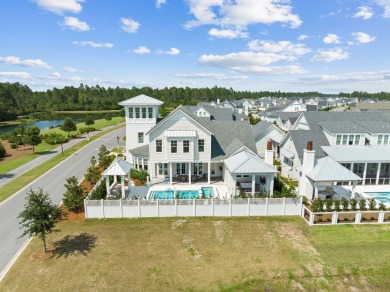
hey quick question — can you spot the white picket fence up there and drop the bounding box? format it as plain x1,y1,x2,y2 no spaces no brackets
84,197,302,219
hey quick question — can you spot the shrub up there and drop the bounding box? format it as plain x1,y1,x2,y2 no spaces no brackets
10,143,17,149
63,176,84,212
130,168,149,184
342,199,349,211
358,199,366,211
78,127,96,134
325,199,333,212
334,200,341,212
379,203,386,211
0,141,6,158
44,133,69,145
350,199,358,211
301,196,308,205
368,199,377,211
312,198,323,212
85,156,101,185
89,179,107,200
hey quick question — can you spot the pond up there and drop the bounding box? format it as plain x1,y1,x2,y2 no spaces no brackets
0,111,122,134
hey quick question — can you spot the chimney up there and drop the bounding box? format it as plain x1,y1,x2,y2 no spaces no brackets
298,140,315,198
264,140,274,166
217,98,220,104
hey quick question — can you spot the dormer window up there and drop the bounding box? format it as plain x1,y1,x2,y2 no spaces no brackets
129,107,133,118
148,107,153,118
135,108,140,118
142,107,147,119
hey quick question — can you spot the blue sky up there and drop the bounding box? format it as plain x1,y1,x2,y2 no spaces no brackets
1,0,390,93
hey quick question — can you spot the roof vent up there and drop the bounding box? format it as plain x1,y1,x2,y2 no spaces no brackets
307,140,313,151
267,140,272,150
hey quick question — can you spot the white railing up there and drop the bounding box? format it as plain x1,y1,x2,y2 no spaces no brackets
86,176,105,199
84,197,302,219
302,205,390,226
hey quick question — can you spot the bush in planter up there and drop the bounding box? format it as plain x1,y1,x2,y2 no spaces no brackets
342,199,349,211
368,199,377,211
312,198,324,212
130,168,149,184
334,200,341,212
325,199,333,212
350,199,358,211
379,203,386,211
358,199,366,211
301,196,308,205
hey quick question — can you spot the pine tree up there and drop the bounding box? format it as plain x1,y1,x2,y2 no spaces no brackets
63,176,84,212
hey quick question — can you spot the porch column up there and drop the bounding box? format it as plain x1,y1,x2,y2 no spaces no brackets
376,163,381,185
156,163,160,177
121,175,125,198
169,163,173,185
114,175,117,184
351,181,357,199
269,175,274,197
106,176,110,196
128,171,131,188
251,175,255,197
188,163,192,185
349,163,354,185
314,182,319,199
362,163,367,185
208,161,211,184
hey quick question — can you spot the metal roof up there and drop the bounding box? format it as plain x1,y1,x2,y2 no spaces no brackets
281,148,295,159
306,156,362,182
118,94,164,106
321,146,390,163
129,145,149,157
102,159,132,176
224,150,277,174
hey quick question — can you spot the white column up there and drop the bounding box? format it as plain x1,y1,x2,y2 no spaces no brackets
188,163,192,185
121,175,125,198
376,163,381,185
114,175,117,184
106,176,110,196
351,181,357,199
314,182,319,199
269,175,274,197
208,161,211,184
362,163,367,185
169,163,173,185
251,175,255,197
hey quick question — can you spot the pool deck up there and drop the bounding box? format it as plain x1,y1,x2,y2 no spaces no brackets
149,182,230,199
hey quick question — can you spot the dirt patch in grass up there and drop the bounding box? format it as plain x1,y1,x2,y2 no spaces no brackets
0,140,33,164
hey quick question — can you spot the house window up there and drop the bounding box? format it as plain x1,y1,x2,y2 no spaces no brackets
349,135,354,145
156,139,162,152
283,156,293,167
354,135,360,145
378,135,383,145
183,140,190,153
138,132,144,143
135,158,138,169
135,108,140,118
336,135,342,145
148,107,153,118
198,139,204,152
129,107,133,118
159,163,168,176
143,159,148,171
342,135,348,145
142,107,147,119
171,140,177,153
176,163,186,175
384,135,389,145
193,163,203,175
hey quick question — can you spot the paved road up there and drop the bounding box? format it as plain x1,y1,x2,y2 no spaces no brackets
0,126,125,277
0,123,124,188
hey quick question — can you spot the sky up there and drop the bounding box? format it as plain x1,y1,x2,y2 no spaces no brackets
1,0,390,93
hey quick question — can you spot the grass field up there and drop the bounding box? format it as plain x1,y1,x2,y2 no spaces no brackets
1,217,390,291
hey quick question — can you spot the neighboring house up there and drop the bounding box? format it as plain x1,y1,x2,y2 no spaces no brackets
306,104,318,112
252,121,285,158
350,101,390,112
120,94,277,196
281,100,306,112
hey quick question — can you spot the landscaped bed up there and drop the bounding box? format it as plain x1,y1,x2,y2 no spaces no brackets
1,217,390,291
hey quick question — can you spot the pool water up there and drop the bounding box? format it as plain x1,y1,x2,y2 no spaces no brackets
149,187,214,200
364,192,390,204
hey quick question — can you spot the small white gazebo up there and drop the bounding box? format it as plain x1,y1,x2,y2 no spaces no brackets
101,159,132,198
306,156,362,199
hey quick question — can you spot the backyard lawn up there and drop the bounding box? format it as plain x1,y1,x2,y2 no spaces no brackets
1,217,390,291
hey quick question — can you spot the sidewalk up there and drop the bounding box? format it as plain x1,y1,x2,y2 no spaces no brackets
0,123,124,188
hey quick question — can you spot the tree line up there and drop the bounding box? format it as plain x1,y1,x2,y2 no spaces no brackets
2,82,390,122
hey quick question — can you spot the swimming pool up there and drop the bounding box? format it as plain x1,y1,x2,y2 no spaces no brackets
149,187,214,200
364,192,390,204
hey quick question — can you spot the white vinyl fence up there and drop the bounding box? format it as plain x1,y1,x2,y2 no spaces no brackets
84,197,302,219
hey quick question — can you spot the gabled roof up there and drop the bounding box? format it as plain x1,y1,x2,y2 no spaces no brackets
102,159,132,176
283,130,330,158
118,94,164,106
224,150,277,174
129,144,149,157
319,121,367,134
252,121,272,137
306,156,361,182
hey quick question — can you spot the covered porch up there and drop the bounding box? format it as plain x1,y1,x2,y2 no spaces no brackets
102,159,132,199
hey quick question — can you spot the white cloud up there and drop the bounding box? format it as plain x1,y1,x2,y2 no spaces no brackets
311,48,349,62
63,66,78,72
247,40,311,56
0,56,52,69
156,0,166,8
323,33,341,44
353,6,374,20
374,0,390,18
352,32,376,43
73,41,114,48
50,72,61,77
34,0,84,15
184,0,302,30
298,34,308,41
63,16,90,31
121,18,140,33
198,51,306,74
208,28,248,39
0,71,32,79
158,47,180,55
175,72,248,81
132,46,151,54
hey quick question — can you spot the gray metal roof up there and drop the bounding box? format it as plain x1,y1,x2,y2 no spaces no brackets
321,146,390,162
355,121,390,133
319,121,367,133
286,130,330,158
129,145,149,157
252,121,272,137
102,159,132,176
118,94,164,106
306,156,362,182
224,150,277,174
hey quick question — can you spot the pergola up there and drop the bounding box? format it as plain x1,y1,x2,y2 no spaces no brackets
101,159,132,199
306,156,362,199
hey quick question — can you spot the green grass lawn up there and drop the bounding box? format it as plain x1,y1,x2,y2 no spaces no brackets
1,217,390,291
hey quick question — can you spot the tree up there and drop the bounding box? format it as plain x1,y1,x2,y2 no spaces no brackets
18,189,62,253
85,156,101,185
0,141,6,158
98,144,112,169
63,176,84,212
85,115,95,126
25,126,42,153
104,114,112,123
248,112,260,125
61,117,76,137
